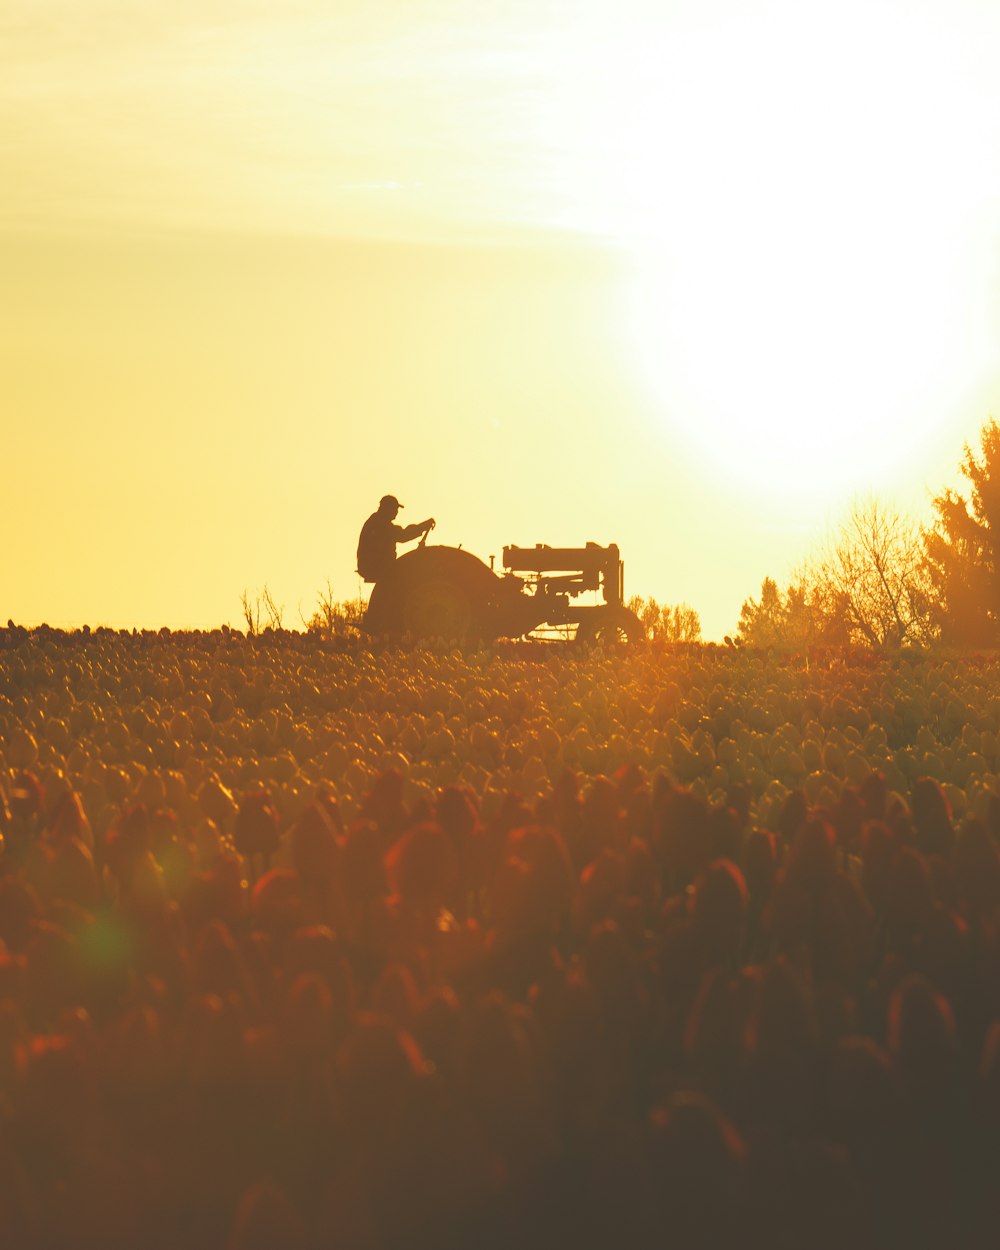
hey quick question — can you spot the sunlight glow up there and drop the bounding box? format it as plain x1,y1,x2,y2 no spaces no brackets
4,0,1000,637
533,2,1000,502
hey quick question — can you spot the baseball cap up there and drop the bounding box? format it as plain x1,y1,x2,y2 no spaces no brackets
380,494,403,509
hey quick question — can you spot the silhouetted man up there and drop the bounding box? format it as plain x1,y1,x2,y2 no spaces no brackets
357,495,435,583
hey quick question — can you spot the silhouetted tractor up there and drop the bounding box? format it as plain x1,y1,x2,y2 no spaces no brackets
363,537,644,643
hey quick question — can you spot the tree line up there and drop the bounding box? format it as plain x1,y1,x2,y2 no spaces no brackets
736,418,1000,650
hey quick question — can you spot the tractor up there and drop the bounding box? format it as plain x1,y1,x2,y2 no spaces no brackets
363,534,645,643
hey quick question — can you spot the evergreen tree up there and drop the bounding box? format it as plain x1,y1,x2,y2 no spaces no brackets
924,419,1000,645
737,575,844,648
737,577,786,646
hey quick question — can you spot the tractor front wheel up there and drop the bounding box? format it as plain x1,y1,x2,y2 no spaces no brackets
576,606,645,645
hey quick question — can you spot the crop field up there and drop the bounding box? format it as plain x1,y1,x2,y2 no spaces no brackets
5,627,1000,833
3,626,1000,1248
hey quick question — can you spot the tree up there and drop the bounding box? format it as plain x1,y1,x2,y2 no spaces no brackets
660,602,702,643
923,418,1000,646
736,575,842,648
815,499,934,648
737,577,786,646
736,501,933,650
626,596,702,642
784,578,844,646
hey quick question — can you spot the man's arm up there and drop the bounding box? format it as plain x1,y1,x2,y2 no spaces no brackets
394,518,435,542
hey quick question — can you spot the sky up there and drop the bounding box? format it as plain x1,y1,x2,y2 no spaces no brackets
4,0,1000,639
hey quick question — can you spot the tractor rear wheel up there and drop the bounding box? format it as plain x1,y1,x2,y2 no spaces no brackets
402,579,474,641
576,606,645,645
363,545,500,641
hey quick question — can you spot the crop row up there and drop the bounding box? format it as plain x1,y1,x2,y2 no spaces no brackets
3,629,1000,845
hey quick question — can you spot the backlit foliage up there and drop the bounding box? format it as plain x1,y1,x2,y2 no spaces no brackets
924,417,1000,646
626,596,701,643
739,503,934,650
304,580,366,639
816,500,934,649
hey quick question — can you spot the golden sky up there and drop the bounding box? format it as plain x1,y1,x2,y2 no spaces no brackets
4,0,1000,638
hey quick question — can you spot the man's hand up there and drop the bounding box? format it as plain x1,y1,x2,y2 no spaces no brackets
424,518,436,533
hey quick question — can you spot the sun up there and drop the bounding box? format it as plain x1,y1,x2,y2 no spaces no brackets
536,2,999,507
625,213,980,505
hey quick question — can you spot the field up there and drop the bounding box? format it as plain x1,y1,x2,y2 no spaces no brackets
7,627,1000,830
3,626,1000,1248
